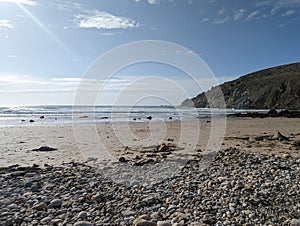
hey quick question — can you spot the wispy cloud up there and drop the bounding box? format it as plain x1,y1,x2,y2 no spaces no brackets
212,16,229,24
282,9,296,16
147,0,159,4
74,10,140,29
233,9,246,21
7,55,19,58
48,1,83,12
0,19,14,29
134,0,159,4
204,0,299,25
245,10,260,21
0,0,37,6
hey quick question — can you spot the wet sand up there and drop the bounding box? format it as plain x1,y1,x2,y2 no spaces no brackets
0,117,299,167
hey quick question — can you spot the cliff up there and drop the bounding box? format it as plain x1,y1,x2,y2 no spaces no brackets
181,62,300,109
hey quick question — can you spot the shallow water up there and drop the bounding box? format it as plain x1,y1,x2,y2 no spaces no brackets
0,105,268,126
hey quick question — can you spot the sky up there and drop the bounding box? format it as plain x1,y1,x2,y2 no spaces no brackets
0,0,300,106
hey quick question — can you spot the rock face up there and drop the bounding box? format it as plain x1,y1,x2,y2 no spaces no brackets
181,62,300,109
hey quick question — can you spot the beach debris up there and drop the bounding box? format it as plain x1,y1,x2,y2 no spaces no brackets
133,158,155,166
270,131,289,141
146,116,152,120
31,146,57,152
119,157,129,163
293,140,300,149
132,216,157,226
29,119,35,123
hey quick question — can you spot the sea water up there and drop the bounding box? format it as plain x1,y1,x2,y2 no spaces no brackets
0,105,268,126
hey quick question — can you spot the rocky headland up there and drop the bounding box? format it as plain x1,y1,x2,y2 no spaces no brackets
181,62,300,110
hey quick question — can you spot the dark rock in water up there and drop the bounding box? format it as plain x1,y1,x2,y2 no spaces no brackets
169,117,172,120
146,116,152,120
133,118,137,121
79,115,88,118
31,146,57,152
100,116,109,119
230,109,300,118
29,119,35,123
40,115,45,119
267,109,278,117
21,119,25,122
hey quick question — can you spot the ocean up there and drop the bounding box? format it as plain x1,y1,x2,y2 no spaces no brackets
0,105,268,126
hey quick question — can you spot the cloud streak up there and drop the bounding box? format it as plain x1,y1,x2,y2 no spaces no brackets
75,10,140,29
0,0,37,6
0,19,14,29
203,0,300,25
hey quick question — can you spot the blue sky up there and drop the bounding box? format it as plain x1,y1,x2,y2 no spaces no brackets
0,0,300,105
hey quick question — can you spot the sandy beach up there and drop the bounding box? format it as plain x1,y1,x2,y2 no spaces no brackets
1,117,300,225
0,117,299,167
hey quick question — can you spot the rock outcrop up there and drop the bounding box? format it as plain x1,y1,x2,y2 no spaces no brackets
181,62,300,109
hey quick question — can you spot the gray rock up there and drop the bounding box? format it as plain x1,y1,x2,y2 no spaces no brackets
157,221,172,226
49,198,62,208
30,184,39,192
132,217,157,226
291,219,300,226
77,211,87,220
32,202,46,211
74,221,93,226
121,209,136,217
40,216,51,224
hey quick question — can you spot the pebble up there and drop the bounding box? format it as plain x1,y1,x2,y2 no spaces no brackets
291,219,300,226
32,202,46,211
40,216,52,224
157,221,172,226
49,198,62,208
0,148,299,225
122,210,136,217
74,221,93,226
77,211,88,220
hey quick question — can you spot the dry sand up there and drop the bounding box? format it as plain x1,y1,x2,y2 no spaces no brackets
0,117,299,167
